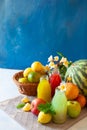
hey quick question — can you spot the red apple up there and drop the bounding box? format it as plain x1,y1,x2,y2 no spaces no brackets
31,98,46,116
49,73,61,97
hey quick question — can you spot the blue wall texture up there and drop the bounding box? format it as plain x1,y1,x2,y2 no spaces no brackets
0,0,87,69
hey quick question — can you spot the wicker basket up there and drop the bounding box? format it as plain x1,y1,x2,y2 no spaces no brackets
13,71,38,96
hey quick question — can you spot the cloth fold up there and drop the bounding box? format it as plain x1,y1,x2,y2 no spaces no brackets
0,95,87,130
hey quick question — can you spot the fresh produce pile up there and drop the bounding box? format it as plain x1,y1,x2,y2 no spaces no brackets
16,53,87,124
18,61,49,84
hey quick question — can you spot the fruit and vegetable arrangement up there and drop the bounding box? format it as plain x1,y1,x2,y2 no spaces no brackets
15,53,87,125
18,61,49,84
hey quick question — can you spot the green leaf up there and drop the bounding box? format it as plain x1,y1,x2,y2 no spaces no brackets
38,103,56,115
68,61,73,67
57,52,65,58
58,64,67,80
16,103,25,109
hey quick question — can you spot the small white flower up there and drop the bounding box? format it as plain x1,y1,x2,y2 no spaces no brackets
64,61,68,67
48,55,54,62
49,61,57,69
60,57,68,67
48,61,55,68
60,57,66,63
54,56,59,61
58,83,66,92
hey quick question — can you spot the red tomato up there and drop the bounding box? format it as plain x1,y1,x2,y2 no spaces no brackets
49,73,61,97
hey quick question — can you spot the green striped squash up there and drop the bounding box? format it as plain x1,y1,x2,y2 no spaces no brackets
65,60,87,96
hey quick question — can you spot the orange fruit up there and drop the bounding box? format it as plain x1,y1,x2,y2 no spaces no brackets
76,94,86,108
64,83,79,100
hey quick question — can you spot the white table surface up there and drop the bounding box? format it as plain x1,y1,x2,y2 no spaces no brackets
0,68,87,130
0,68,25,130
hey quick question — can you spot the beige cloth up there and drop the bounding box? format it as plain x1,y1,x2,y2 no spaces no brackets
0,95,87,130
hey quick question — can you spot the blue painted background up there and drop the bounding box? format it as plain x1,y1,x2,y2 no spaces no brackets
0,0,87,69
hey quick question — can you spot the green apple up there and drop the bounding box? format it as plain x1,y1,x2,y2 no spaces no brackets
67,101,81,118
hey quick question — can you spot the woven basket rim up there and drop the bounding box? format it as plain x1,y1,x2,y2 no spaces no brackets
13,71,39,86
13,71,39,96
